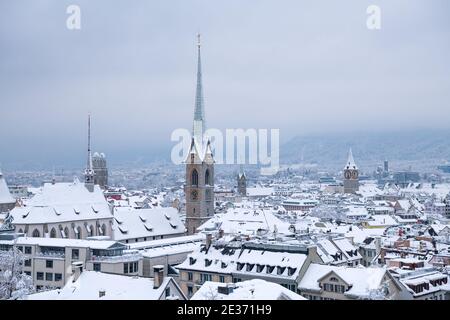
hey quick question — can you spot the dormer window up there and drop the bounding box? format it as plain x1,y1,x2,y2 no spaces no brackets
237,262,245,271
205,259,212,267
246,263,255,272
277,266,286,275
189,257,197,265
266,266,275,274
288,267,297,276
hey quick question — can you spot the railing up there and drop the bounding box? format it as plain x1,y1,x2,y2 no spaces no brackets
89,252,141,262
35,251,65,258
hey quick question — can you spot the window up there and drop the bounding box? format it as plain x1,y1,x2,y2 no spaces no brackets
165,287,171,297
188,272,193,281
24,271,31,276
200,273,212,283
25,246,32,254
205,169,210,185
36,272,44,280
123,262,139,274
24,259,31,267
187,285,194,297
191,169,198,186
46,273,53,281
93,263,101,272
219,276,225,283
32,229,40,238
55,273,62,282
72,249,79,260
64,227,69,239
50,228,57,238
46,260,53,268
76,227,82,239
17,246,24,252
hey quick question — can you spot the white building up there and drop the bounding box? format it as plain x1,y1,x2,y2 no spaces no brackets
10,180,113,239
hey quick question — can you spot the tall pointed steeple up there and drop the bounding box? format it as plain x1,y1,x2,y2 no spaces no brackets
84,114,95,191
344,147,358,170
193,33,206,145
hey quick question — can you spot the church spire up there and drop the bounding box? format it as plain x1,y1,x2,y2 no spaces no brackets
193,33,205,145
344,147,358,170
84,114,95,191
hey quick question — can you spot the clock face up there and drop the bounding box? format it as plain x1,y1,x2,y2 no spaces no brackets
344,171,351,179
191,190,198,201
352,171,359,179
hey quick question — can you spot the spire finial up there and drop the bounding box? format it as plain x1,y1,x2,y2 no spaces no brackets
193,33,205,145
197,33,201,48
85,114,95,190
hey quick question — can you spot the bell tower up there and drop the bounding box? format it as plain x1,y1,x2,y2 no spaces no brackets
343,148,359,194
185,35,215,235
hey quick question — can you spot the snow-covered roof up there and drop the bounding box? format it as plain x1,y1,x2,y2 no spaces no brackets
177,245,307,280
344,148,358,170
192,279,306,300
0,236,124,250
299,264,387,298
246,187,274,197
10,181,112,224
113,206,185,240
198,207,291,236
27,271,183,300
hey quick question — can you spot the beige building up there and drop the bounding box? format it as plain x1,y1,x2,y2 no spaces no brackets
298,263,401,300
176,239,322,299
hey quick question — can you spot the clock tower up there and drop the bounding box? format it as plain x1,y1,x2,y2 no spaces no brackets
343,148,359,194
185,35,215,235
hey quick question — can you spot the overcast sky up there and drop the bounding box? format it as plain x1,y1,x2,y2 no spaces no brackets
1,0,449,168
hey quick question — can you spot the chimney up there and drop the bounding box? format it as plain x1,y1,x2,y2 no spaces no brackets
375,237,382,254
206,233,213,249
99,290,106,298
72,262,84,283
153,265,164,289
218,283,235,295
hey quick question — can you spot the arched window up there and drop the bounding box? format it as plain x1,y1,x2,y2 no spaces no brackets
18,229,23,234
89,225,94,237
205,169,210,185
101,224,107,236
76,226,82,239
191,169,198,186
50,228,57,238
32,229,40,238
64,227,69,239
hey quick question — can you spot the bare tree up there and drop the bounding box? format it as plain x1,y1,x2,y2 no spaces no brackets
0,244,34,300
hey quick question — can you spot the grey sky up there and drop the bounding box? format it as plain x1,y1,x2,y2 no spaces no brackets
1,0,449,168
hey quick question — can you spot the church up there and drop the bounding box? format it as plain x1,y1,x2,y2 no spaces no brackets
184,35,215,235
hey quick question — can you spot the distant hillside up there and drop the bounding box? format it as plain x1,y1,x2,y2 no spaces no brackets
281,130,450,170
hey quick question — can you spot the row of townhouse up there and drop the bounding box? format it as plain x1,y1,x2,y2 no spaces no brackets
176,239,323,299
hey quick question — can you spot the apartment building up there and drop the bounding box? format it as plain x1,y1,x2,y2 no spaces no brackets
0,234,142,291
